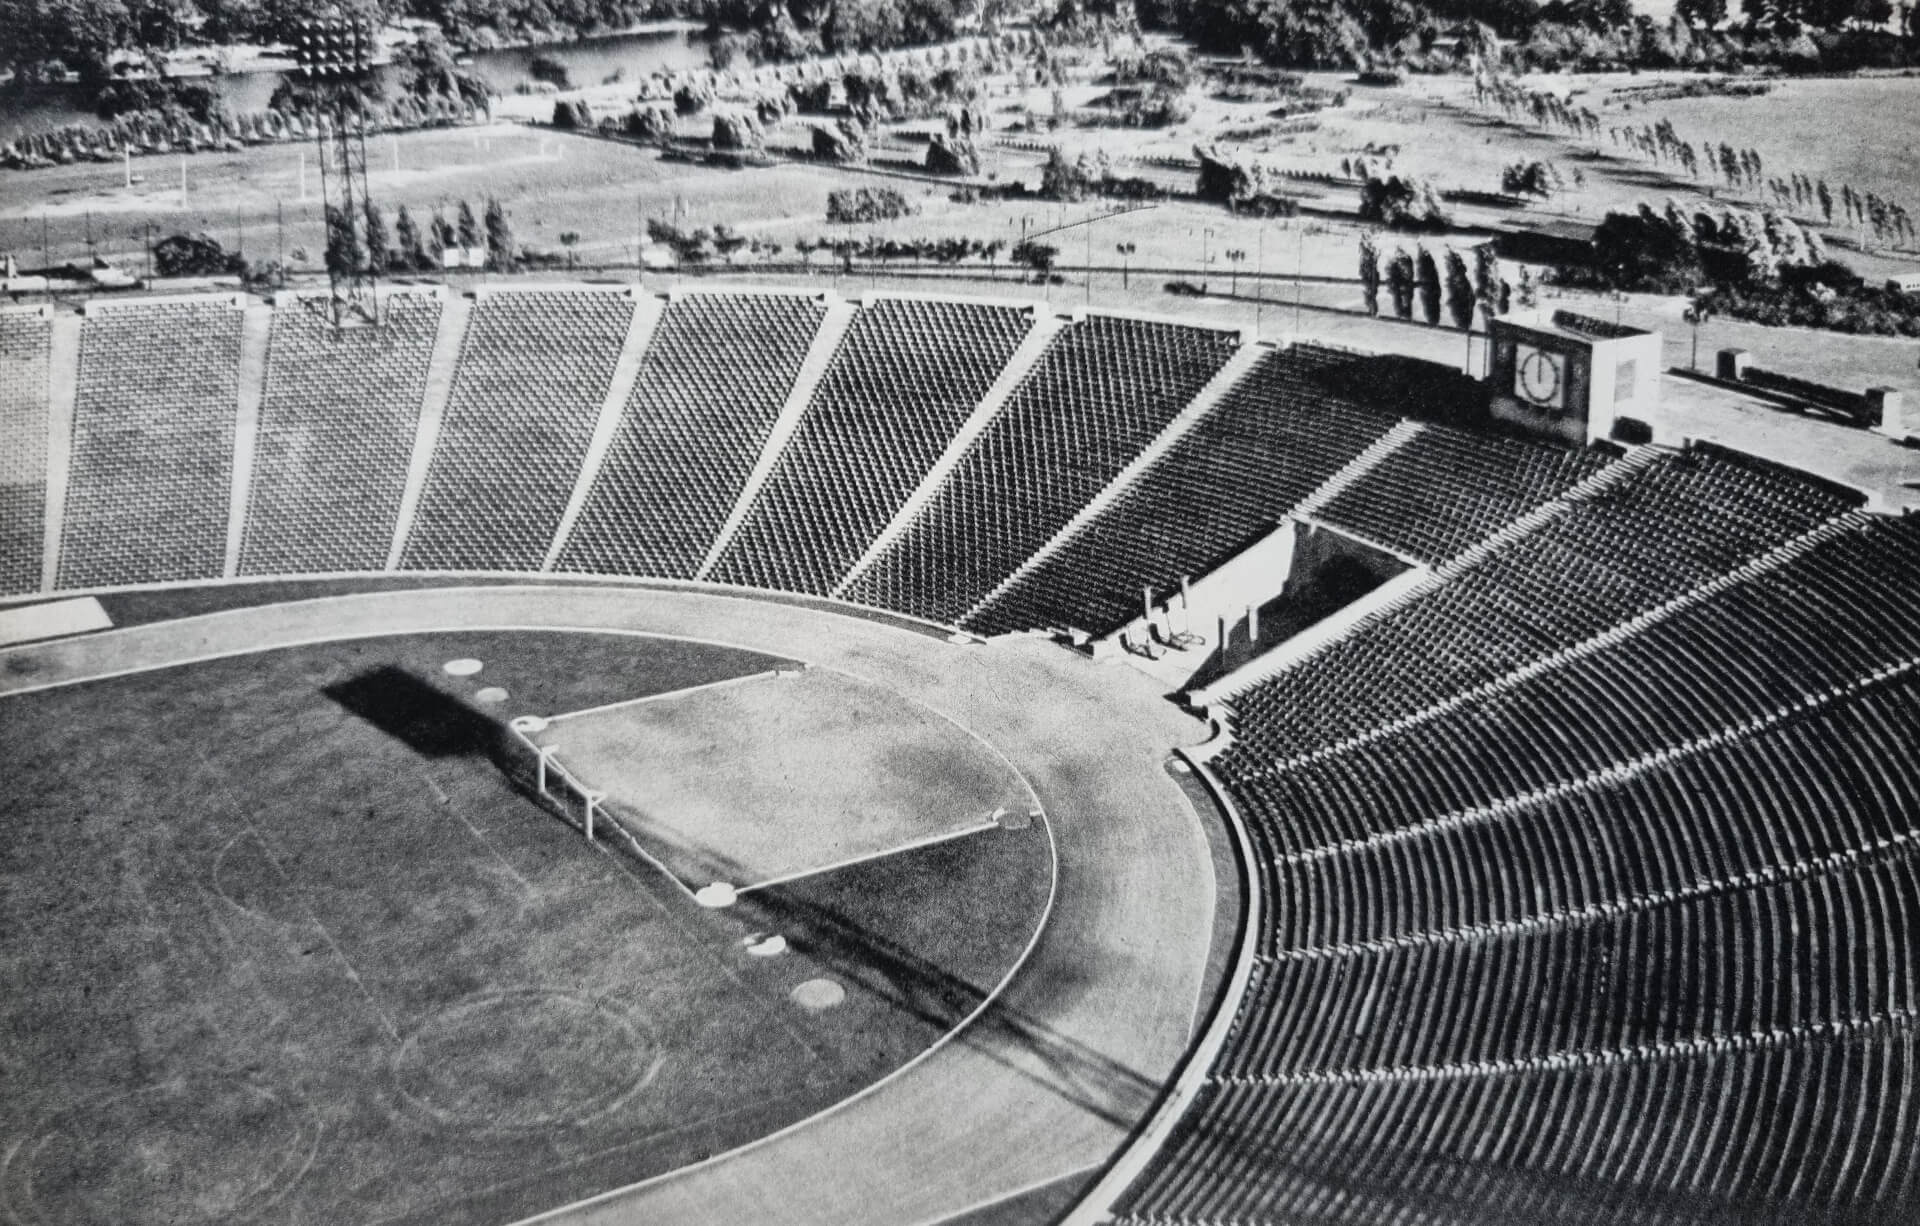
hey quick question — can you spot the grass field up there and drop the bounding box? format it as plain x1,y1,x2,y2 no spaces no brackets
0,629,1051,1225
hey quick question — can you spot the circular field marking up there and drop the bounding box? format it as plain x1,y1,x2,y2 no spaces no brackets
210,832,304,926
790,978,846,1011
474,686,510,705
0,1079,320,1226
392,989,658,1131
442,658,483,677
510,715,548,733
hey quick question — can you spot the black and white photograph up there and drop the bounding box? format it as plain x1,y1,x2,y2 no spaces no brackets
2,0,1918,1221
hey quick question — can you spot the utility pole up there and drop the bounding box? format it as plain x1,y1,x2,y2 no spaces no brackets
1084,206,1093,307
1294,223,1305,333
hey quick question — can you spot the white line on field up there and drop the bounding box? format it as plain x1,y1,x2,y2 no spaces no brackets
542,667,791,724
735,818,1002,897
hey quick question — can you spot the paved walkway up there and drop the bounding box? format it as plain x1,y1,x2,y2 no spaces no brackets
0,583,1220,1226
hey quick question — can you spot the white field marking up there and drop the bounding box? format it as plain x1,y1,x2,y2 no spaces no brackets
733,818,1001,897
189,738,403,1046
0,586,1084,1226
429,774,538,895
423,773,449,804
540,667,788,725
911,1161,1104,1226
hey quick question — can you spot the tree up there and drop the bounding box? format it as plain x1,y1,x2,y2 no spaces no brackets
1682,292,1715,369
1415,246,1443,325
324,205,362,281
152,231,242,278
429,210,454,261
483,197,513,272
1675,0,1728,24
1012,240,1058,278
1502,159,1565,200
1444,247,1476,330
395,205,426,272
363,199,389,274
1359,230,1382,317
1386,247,1416,319
457,200,481,251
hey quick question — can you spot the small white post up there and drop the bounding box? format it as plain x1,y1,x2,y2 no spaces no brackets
536,746,553,794
1248,602,1259,642
585,794,598,842
1218,614,1230,655
1142,584,1152,624
180,156,188,205
1181,574,1192,605
123,146,131,189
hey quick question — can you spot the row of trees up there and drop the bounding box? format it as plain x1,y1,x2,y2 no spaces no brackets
1477,76,1916,251
325,196,513,277
1359,231,1519,327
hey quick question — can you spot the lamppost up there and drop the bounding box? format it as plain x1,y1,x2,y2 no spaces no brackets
1226,248,1246,296
1116,241,1135,290
1202,226,1214,293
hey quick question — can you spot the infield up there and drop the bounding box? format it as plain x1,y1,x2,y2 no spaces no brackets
531,667,1035,893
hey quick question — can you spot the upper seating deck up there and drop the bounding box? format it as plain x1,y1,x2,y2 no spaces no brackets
843,315,1240,623
57,300,242,590
556,293,826,580
1224,445,1867,760
1315,423,1613,563
709,298,1031,596
241,294,442,575
400,290,632,572
968,345,1398,637
0,311,52,596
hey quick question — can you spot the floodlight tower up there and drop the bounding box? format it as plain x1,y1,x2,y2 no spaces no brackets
293,13,380,329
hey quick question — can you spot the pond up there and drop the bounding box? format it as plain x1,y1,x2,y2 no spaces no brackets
0,26,709,142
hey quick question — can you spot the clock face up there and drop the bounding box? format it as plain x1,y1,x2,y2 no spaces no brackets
1514,345,1567,410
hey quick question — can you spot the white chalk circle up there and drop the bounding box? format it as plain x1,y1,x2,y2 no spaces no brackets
746,934,788,957
443,658,483,677
695,883,738,909
474,687,509,705
510,715,549,734
790,978,846,1010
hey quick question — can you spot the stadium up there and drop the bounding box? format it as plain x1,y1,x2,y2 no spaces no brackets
2,275,1916,1226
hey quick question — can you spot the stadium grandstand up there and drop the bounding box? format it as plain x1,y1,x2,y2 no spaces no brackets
2,285,1916,1226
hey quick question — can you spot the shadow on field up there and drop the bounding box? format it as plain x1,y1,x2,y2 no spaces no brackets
736,873,1162,1131
323,666,502,758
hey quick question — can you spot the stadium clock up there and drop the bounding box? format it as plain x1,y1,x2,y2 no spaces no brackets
1513,344,1567,411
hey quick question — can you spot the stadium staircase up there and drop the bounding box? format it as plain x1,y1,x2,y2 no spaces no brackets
544,294,666,573
221,302,273,578
695,295,858,580
960,339,1267,629
387,293,472,571
831,311,1067,607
